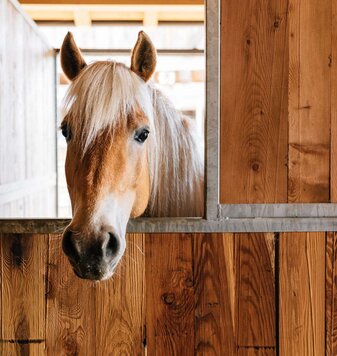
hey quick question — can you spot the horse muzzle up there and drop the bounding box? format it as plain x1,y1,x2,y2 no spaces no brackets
62,228,123,281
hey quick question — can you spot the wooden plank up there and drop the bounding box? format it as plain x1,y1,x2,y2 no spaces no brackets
193,233,236,354
326,232,337,356
279,232,325,356
238,347,276,356
145,233,194,356
193,232,275,353
236,233,275,347
46,234,96,355
0,234,48,341
94,233,145,355
288,0,331,203
19,0,203,4
220,0,288,203
237,348,275,356
5,217,337,234
46,233,145,355
23,4,204,24
0,341,45,356
331,0,337,202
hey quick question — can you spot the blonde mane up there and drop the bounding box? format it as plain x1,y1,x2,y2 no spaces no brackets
63,61,204,217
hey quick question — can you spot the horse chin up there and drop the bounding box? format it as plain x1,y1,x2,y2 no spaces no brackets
73,241,126,281
71,262,116,281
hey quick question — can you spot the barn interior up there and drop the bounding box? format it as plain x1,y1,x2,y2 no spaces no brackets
1,0,335,355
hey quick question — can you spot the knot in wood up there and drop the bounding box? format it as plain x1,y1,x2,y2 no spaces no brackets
185,277,193,288
63,335,78,354
251,162,261,172
273,18,280,29
162,293,175,305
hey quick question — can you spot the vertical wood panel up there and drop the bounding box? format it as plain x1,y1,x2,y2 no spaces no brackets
95,233,145,356
279,232,325,356
331,0,337,202
193,233,236,355
220,0,288,203
0,234,48,342
46,233,145,355
288,0,331,202
46,234,97,355
326,232,337,356
236,233,275,347
145,233,194,356
193,233,275,354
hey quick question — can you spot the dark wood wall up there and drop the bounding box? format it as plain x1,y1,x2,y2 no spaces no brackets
0,232,333,355
0,0,56,217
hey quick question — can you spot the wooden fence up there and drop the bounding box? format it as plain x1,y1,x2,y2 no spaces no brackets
0,231,333,355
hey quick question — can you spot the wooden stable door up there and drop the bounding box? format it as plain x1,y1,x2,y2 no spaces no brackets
220,0,335,205
0,231,331,355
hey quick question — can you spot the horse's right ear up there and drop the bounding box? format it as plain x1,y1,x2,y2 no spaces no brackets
60,32,87,81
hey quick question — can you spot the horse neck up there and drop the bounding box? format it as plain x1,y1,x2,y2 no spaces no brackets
147,88,204,217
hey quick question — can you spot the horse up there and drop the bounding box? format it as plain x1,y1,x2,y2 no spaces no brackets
60,31,204,281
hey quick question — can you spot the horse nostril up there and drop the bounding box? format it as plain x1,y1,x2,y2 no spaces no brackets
62,230,79,260
107,232,120,255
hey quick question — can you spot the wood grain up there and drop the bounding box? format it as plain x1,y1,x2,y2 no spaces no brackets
94,233,145,355
0,233,48,341
279,232,325,356
220,0,288,203
326,232,337,356
46,234,97,355
236,233,275,347
145,233,194,356
0,341,45,356
193,233,236,355
288,0,331,203
331,0,337,202
46,233,145,355
237,348,275,356
193,233,276,354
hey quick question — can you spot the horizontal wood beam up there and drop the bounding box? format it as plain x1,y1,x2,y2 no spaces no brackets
23,4,204,23
20,0,203,5
3,217,337,233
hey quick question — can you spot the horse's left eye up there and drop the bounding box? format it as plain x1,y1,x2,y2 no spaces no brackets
61,123,71,142
134,128,150,143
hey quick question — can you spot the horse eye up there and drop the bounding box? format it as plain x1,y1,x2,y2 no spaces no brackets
61,123,71,142
134,128,149,143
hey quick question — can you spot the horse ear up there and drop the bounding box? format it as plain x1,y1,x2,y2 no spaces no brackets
60,32,87,81
131,31,157,82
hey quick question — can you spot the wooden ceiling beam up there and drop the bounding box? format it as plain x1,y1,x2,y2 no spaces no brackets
20,0,203,5
22,4,204,23
74,9,91,26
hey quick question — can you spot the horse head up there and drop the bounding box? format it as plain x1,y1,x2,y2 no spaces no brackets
60,31,156,280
